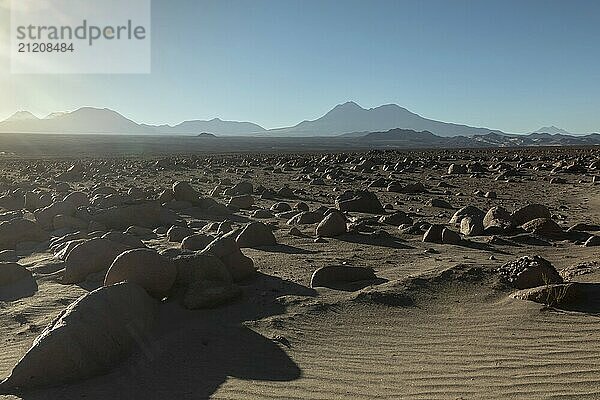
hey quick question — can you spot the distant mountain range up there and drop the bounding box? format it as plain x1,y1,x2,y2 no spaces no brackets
0,107,266,136
0,102,596,141
268,101,503,137
351,128,600,148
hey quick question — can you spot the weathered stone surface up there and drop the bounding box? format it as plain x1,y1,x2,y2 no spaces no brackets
521,218,562,236
497,256,563,289
181,234,214,251
449,206,485,224
167,226,194,243
0,262,32,287
379,211,413,226
423,224,444,244
287,211,322,225
511,204,552,226
236,222,277,247
200,234,255,282
584,235,600,247
173,253,232,287
483,206,513,234
104,249,177,298
172,181,201,204
90,202,163,230
0,219,48,251
34,201,77,230
315,212,347,237
63,238,130,284
0,283,156,390
335,190,384,214
460,216,484,236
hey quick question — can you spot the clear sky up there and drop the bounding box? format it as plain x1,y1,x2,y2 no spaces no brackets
1,0,599,133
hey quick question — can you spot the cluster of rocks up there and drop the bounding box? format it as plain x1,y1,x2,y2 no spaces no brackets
499,255,600,311
0,147,598,391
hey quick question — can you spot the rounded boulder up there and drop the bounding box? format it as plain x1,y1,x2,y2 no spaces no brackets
104,249,177,298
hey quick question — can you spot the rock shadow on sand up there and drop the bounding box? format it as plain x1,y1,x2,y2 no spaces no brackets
251,244,319,255
14,273,315,400
337,232,413,250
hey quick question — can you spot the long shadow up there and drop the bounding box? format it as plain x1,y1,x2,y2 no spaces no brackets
251,244,319,255
16,273,316,400
508,234,553,247
549,283,600,314
459,240,512,255
337,232,414,250
319,277,389,292
182,207,251,224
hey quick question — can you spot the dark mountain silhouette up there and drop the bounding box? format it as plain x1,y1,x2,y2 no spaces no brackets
268,101,504,137
350,127,600,148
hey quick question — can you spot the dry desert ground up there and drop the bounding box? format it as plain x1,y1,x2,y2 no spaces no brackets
0,142,599,399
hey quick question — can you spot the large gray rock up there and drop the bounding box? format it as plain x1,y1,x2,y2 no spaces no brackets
228,195,254,209
315,212,347,237
287,211,322,225
422,224,444,244
449,206,485,224
0,262,32,287
167,225,194,243
53,214,88,231
101,231,145,249
63,191,90,208
181,234,214,251
379,211,413,226
236,222,277,248
521,218,562,236
201,234,255,282
172,181,201,204
511,204,551,226
447,163,467,174
0,211,23,223
224,181,253,196
584,235,600,247
90,201,163,230
34,201,77,230
173,253,232,287
104,249,177,299
460,216,484,236
0,250,17,262
423,224,461,244
63,238,130,284
0,219,48,251
483,206,513,234
0,283,156,390
335,190,384,214
497,256,563,289
0,193,24,211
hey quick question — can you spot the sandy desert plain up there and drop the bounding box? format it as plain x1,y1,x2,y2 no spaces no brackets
0,135,599,400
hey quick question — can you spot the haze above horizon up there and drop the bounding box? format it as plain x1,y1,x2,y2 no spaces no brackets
1,0,599,134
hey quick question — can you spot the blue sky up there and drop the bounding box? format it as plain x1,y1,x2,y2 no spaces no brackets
1,0,599,133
